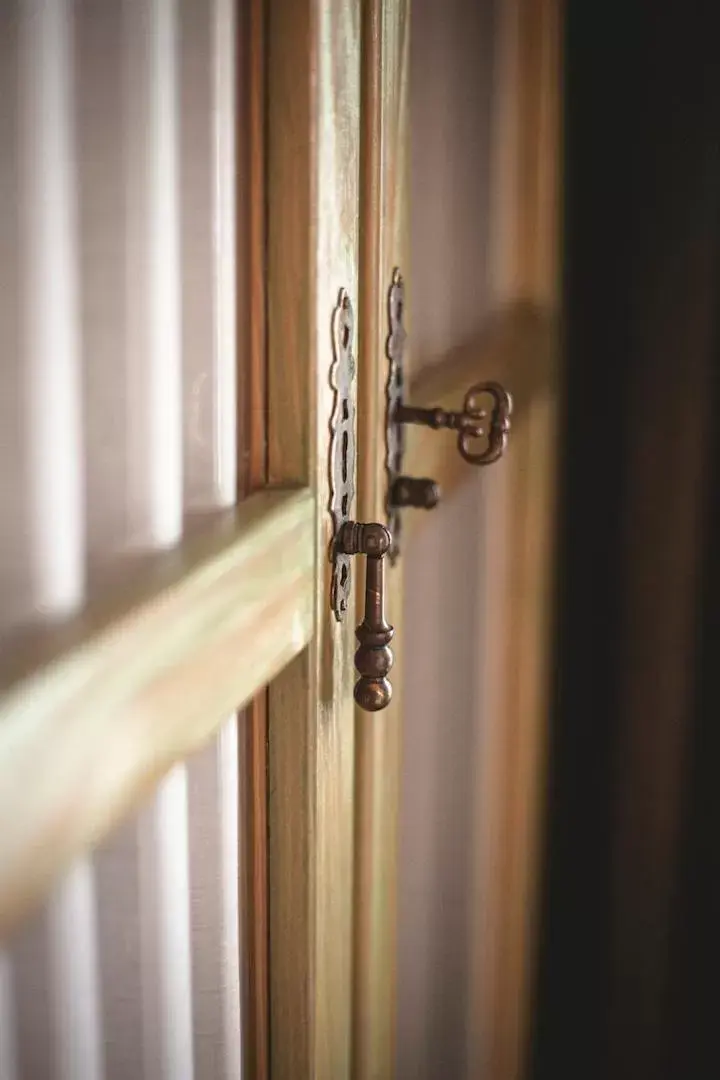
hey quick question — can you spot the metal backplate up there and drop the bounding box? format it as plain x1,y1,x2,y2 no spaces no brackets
385,268,406,563
329,288,356,620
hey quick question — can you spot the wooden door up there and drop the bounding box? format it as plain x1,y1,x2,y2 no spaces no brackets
0,1,408,1078
0,1,561,1078
262,0,408,1075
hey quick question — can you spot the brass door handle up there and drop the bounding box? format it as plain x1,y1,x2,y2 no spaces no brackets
336,522,394,711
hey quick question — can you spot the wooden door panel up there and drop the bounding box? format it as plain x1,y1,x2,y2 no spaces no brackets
354,2,410,1077
264,0,361,1076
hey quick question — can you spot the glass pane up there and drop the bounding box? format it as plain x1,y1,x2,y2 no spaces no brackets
0,0,244,637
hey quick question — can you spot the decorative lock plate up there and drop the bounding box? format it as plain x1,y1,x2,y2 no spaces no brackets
385,269,407,561
329,288,356,621
385,268,513,561
329,288,395,711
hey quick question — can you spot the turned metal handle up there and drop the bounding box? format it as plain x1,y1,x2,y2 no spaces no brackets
394,380,513,466
336,521,394,712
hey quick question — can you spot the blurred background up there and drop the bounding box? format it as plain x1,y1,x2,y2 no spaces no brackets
402,0,720,1076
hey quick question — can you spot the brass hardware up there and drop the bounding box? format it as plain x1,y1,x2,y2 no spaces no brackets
394,380,512,465
385,269,513,560
390,476,440,509
385,269,407,559
329,289,395,711
336,521,394,712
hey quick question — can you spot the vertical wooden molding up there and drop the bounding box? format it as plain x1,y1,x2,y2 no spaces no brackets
354,2,410,1078
239,1,270,1076
265,0,361,1077
488,0,522,304
242,695,269,1080
240,0,268,495
519,0,561,305
489,0,561,307
468,0,562,1077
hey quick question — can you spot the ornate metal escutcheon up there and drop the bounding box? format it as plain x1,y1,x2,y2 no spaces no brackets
384,268,513,561
329,288,356,621
329,289,395,712
385,268,408,559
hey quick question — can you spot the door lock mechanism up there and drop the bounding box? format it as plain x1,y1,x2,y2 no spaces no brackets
385,269,513,560
329,289,394,712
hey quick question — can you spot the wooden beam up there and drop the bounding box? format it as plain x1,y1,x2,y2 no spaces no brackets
0,487,314,938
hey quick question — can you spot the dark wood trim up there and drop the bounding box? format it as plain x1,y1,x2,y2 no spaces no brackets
238,0,270,1076
240,0,268,495
531,4,720,1077
242,694,269,1080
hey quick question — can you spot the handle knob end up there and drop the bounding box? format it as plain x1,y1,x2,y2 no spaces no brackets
354,676,393,712
337,522,395,712
354,626,394,712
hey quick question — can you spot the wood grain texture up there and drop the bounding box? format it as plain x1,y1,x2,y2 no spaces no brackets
402,306,557,1080
265,0,360,1076
354,2,410,1077
488,0,561,307
238,0,267,495
0,488,314,939
403,304,558,1080
474,375,558,1080
393,298,556,1080
466,0,562,1075
242,691,269,1080
514,0,561,306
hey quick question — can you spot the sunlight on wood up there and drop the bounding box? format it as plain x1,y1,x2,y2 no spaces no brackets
0,488,314,938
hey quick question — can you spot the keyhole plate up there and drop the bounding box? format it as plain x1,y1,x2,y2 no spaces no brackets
385,268,407,563
329,288,357,621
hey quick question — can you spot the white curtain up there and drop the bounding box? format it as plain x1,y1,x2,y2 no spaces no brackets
0,1,243,1077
